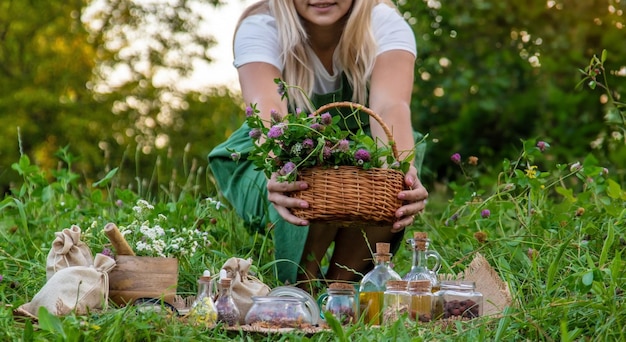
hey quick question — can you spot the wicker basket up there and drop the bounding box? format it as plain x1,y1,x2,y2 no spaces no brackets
290,102,406,226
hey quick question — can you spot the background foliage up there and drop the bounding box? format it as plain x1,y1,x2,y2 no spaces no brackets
402,0,626,185
1,0,625,195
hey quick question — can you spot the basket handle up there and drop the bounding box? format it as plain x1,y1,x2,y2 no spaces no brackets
311,101,400,160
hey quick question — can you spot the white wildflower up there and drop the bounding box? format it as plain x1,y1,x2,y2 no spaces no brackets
136,241,149,252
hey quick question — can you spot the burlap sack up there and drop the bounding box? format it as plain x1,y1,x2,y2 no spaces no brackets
457,252,512,316
46,225,94,280
16,254,116,319
221,257,270,324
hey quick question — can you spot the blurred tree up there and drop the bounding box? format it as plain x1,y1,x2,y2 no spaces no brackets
0,0,241,196
398,0,626,183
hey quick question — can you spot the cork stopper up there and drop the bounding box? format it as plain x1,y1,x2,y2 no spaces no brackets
376,242,390,254
328,282,352,290
386,280,409,291
328,282,355,294
374,242,392,262
413,231,429,251
408,280,431,293
220,277,232,287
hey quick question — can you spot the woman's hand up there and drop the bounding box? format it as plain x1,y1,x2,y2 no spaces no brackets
393,165,428,233
267,173,310,226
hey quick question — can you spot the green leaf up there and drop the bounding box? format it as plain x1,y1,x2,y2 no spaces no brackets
601,49,607,63
606,179,623,200
555,186,576,202
599,220,615,266
93,167,119,187
37,307,66,339
547,237,572,292
581,270,594,286
22,318,34,341
323,311,347,342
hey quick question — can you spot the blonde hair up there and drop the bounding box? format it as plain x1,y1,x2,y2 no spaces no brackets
236,0,398,112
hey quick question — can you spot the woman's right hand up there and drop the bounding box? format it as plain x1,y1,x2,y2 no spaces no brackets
267,173,310,226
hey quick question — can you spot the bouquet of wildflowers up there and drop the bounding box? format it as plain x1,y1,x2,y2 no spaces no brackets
243,79,413,183
106,198,219,258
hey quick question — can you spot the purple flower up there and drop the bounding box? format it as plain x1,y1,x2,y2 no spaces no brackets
337,139,350,152
310,123,324,131
267,124,284,139
249,128,262,140
323,146,332,159
0,274,3,282
115,199,123,207
354,149,371,162
279,162,297,176
101,248,113,258
481,209,491,218
445,213,459,226
536,141,549,152
320,112,332,125
270,109,282,123
302,138,314,149
451,153,461,165
277,82,286,96
231,152,241,161
245,106,254,117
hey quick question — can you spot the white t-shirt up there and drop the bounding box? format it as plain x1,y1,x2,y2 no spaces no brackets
233,3,416,94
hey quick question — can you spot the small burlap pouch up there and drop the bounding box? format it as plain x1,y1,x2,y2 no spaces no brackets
16,254,116,319
221,257,271,324
46,225,94,280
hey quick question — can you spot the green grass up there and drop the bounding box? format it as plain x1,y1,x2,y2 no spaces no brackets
1,137,625,341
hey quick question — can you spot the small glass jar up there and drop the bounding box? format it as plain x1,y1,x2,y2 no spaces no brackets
407,280,433,323
244,296,313,328
382,280,410,324
433,280,483,320
322,282,357,324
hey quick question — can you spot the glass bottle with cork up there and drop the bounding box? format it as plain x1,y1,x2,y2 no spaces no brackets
189,270,218,326
382,280,410,324
358,242,401,325
407,279,433,323
359,242,401,325
215,270,240,326
403,231,442,292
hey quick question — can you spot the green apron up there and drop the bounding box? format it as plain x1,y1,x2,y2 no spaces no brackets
208,74,426,284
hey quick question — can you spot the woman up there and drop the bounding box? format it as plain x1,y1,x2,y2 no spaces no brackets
208,0,428,286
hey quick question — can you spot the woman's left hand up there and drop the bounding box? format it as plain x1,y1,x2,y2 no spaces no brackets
392,165,428,233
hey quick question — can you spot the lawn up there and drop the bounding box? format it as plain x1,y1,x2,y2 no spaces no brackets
1,134,625,341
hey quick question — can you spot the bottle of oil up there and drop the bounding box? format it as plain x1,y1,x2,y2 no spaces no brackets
407,280,433,323
358,242,401,325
